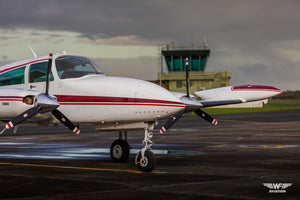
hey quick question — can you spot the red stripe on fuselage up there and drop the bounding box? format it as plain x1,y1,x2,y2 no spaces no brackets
55,95,186,107
59,102,186,107
0,96,23,102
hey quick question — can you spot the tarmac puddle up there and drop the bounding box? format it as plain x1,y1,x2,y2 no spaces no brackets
168,128,201,132
211,144,299,149
0,142,205,160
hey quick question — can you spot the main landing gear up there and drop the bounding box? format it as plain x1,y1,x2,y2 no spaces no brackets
109,125,156,172
110,131,130,162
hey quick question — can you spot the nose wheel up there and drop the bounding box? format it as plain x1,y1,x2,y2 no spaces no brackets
135,149,156,172
135,127,156,172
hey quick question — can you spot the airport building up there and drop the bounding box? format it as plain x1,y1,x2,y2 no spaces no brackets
152,44,231,94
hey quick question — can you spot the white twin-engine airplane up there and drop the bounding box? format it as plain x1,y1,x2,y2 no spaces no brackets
0,53,282,172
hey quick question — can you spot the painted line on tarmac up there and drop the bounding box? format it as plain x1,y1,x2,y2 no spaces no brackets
255,133,300,137
0,162,146,174
218,119,290,125
212,144,298,149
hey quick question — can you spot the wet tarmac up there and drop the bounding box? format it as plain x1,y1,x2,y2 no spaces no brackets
0,110,299,199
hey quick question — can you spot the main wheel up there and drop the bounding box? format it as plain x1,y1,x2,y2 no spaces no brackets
110,139,130,162
135,150,156,172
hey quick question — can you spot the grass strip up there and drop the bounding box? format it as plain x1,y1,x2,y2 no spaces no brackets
194,100,300,115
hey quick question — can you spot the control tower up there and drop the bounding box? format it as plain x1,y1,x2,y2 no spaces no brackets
162,47,210,72
155,43,231,94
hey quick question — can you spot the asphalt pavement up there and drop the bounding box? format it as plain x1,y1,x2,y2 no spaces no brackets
0,110,299,200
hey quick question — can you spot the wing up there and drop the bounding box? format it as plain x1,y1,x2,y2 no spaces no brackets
263,183,273,189
199,99,244,108
161,85,283,133
195,85,283,107
174,83,283,109
282,183,292,189
179,95,244,111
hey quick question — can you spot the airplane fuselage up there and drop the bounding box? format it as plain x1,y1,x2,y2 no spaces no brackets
0,54,185,130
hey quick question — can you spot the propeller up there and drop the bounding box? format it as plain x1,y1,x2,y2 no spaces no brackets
0,106,41,134
44,53,80,134
185,57,190,98
160,57,217,134
160,109,185,134
52,109,80,134
1,53,80,135
194,109,217,125
45,53,52,96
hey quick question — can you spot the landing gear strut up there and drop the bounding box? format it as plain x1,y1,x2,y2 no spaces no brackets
135,126,156,172
110,131,130,162
110,125,156,172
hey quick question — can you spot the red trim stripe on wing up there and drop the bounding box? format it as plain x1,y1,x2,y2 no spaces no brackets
231,85,283,93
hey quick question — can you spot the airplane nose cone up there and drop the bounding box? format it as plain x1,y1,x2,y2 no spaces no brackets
134,80,186,117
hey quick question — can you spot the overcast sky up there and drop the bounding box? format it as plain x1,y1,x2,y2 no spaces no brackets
0,0,299,90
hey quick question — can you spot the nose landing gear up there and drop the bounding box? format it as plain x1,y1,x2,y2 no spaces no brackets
135,126,156,172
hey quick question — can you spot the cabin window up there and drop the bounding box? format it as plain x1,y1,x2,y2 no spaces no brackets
29,62,54,83
0,66,25,86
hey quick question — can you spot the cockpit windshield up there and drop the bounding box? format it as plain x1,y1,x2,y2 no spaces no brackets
55,55,107,79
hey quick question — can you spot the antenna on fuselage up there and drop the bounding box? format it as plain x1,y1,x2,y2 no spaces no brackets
28,44,38,58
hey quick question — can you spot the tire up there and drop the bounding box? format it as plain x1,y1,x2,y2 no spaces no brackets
135,150,156,172
110,139,130,162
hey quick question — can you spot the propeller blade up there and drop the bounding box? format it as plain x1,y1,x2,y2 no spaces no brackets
160,109,185,134
185,57,190,98
52,109,80,134
1,106,40,134
194,109,218,125
45,53,53,96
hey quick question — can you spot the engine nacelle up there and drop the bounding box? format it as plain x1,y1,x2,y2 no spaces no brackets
195,85,283,102
0,89,40,120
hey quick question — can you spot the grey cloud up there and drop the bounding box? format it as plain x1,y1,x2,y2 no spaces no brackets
1,55,8,60
1,0,300,44
228,62,300,90
240,63,268,76
0,0,300,89
94,56,158,80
